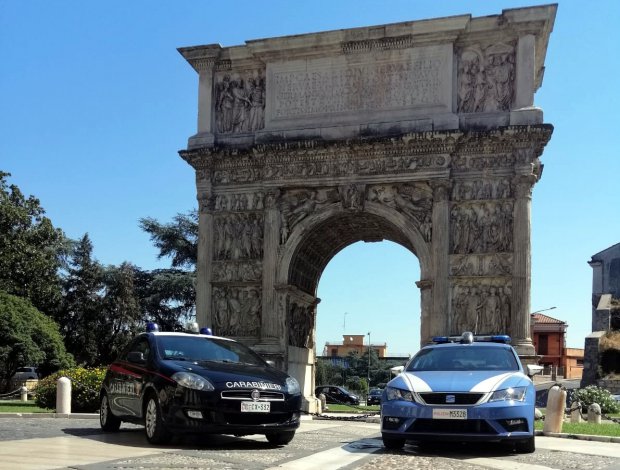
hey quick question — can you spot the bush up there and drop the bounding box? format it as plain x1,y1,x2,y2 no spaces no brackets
573,385,620,415
34,367,106,412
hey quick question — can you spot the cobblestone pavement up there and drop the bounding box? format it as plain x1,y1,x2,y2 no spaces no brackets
1,417,620,469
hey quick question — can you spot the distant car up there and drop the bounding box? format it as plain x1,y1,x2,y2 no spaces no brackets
315,385,360,405
381,332,537,453
367,388,383,406
11,367,40,380
99,324,302,445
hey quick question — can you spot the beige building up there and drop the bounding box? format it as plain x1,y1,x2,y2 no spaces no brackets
324,335,387,358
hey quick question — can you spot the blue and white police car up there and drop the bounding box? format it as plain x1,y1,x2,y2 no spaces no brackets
381,332,537,453
99,323,302,445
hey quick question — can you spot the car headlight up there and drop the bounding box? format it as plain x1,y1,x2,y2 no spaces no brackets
286,377,300,395
171,372,214,391
385,386,414,402
489,386,527,402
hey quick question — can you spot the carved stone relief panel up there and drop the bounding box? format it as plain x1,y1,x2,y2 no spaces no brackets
212,260,262,282
288,302,316,349
450,253,513,277
213,286,262,337
451,178,512,201
450,202,513,254
214,192,265,212
214,70,265,134
213,213,264,260
367,183,433,239
279,188,340,243
451,282,512,336
457,43,515,113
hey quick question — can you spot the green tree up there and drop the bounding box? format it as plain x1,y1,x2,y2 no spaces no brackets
0,291,74,391
133,268,195,331
0,172,67,315
139,211,198,268
59,234,104,366
97,262,143,363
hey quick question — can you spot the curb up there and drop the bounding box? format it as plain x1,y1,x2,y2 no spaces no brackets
537,430,620,444
0,413,98,419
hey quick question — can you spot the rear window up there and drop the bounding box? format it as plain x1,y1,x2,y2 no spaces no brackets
407,346,519,372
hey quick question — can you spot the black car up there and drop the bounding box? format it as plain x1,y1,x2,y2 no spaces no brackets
367,388,383,406
315,385,360,405
99,326,302,445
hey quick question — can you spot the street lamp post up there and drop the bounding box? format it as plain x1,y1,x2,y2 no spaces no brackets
367,331,371,389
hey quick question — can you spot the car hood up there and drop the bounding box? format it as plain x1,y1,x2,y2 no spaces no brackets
167,360,290,390
395,370,530,393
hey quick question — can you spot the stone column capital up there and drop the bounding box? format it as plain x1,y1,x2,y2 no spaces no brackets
512,174,538,199
430,179,452,202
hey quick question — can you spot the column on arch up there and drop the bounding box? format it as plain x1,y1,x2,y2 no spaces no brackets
261,190,282,340
430,179,451,338
195,176,214,329
511,172,537,355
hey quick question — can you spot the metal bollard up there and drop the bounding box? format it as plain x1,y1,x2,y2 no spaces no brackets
587,403,601,424
543,385,566,434
56,377,71,414
20,386,28,402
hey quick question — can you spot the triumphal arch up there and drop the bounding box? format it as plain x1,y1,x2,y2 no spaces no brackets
178,5,557,407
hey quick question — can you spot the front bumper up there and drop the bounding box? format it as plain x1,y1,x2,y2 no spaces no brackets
160,387,302,435
381,399,534,442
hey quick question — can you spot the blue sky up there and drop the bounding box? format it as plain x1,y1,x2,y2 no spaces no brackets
1,1,619,354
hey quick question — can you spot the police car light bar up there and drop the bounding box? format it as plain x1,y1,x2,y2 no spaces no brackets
146,322,159,332
432,332,511,344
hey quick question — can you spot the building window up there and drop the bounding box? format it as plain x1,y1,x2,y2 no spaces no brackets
539,334,548,355
331,348,338,356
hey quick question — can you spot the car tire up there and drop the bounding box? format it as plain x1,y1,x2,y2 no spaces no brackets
515,436,535,453
144,395,172,445
99,393,121,432
265,430,295,446
382,436,405,450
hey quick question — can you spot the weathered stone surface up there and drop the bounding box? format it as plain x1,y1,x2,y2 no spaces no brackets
178,5,557,405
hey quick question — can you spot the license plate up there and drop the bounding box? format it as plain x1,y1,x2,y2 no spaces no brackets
432,408,467,420
241,401,270,413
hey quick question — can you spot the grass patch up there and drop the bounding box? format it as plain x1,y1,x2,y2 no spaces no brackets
0,400,51,413
324,404,380,413
535,420,620,437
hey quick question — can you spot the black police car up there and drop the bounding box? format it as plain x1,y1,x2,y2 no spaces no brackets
99,324,302,445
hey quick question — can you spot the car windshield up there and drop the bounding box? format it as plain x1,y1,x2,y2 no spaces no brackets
406,345,519,372
156,336,267,366
369,389,382,395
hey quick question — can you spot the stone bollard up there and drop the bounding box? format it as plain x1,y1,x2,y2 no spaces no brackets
587,403,601,424
56,377,71,415
543,385,567,434
570,401,582,423
319,393,328,412
20,386,28,402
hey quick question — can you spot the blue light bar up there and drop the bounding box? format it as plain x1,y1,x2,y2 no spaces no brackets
199,327,213,335
432,336,449,343
146,322,159,332
490,335,511,343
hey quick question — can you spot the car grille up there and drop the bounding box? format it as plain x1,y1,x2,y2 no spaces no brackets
221,390,285,401
407,419,497,435
418,393,484,405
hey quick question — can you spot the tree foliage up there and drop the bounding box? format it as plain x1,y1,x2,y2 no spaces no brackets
139,211,198,269
0,171,66,315
0,291,74,391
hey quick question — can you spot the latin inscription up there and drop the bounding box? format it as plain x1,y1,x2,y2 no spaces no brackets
273,57,443,118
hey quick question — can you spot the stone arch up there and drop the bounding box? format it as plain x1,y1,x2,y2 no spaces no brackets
177,6,557,412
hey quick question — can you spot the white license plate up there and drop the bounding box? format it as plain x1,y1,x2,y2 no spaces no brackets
241,401,270,413
432,408,467,420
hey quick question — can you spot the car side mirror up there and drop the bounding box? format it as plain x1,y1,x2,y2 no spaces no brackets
127,351,146,364
392,365,404,374
526,364,543,378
